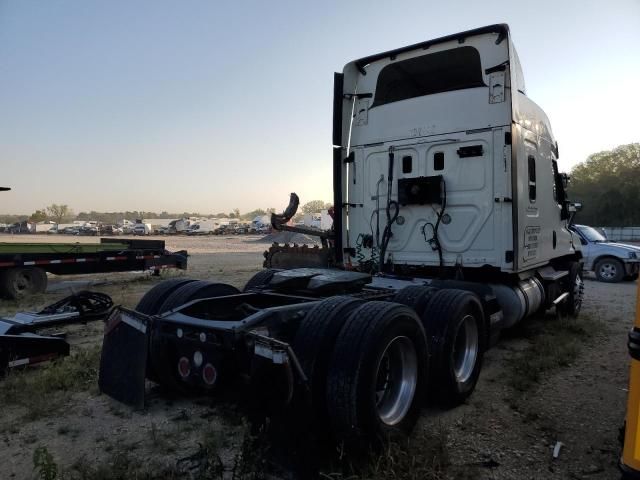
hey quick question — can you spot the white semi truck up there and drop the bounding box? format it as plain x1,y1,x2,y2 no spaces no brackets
99,24,583,447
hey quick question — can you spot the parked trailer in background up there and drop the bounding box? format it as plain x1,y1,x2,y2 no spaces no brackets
0,238,188,299
100,24,584,447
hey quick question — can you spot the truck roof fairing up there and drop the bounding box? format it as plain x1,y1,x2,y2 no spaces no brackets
349,23,509,74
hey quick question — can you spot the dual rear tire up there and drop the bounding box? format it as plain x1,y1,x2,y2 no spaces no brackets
294,289,485,446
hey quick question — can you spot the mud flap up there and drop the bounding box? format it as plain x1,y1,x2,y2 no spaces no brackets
98,308,150,408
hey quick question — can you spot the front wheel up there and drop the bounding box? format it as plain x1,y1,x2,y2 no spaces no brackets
557,262,584,317
595,258,624,283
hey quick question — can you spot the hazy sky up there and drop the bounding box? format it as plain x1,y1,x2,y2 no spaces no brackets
1,0,638,215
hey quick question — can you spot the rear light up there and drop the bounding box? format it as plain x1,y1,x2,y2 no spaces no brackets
202,363,217,386
178,357,191,378
193,350,203,368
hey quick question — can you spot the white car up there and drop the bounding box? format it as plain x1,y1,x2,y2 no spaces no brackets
570,224,640,282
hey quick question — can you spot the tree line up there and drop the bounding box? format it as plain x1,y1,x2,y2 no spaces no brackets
569,143,640,227
1,200,333,225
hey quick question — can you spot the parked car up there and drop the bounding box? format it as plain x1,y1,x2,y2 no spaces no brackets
79,225,99,236
132,224,151,236
569,224,640,282
61,226,80,235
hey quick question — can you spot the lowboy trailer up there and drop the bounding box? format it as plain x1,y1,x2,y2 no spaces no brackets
99,24,584,446
0,238,188,299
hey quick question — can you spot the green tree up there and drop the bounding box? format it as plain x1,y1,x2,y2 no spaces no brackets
46,204,74,223
301,200,327,214
241,209,267,220
569,143,640,226
29,209,48,222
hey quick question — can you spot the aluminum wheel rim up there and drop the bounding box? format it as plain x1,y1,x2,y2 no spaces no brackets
374,335,418,426
453,314,479,384
573,273,584,310
599,263,617,280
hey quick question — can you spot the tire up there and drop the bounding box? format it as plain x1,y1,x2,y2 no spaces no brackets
243,268,282,292
556,262,584,317
291,296,364,426
392,285,438,317
595,258,625,283
421,289,485,407
135,278,197,315
0,267,48,299
326,301,428,447
150,281,240,392
158,280,240,313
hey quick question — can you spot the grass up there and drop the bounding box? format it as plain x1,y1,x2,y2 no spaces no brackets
318,426,453,480
506,313,604,394
1,346,101,420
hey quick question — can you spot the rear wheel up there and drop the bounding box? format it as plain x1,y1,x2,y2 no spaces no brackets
326,301,428,447
135,278,196,315
595,258,624,283
421,289,485,406
0,267,48,299
291,296,364,425
243,268,281,292
158,280,239,313
392,285,438,317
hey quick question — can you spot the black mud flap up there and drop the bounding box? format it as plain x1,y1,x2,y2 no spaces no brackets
98,308,150,408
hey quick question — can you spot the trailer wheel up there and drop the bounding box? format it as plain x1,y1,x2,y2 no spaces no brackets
556,261,584,317
243,268,281,292
0,267,48,299
326,301,428,447
158,280,240,313
135,278,197,315
595,257,624,283
422,289,485,407
392,285,438,317
291,296,364,423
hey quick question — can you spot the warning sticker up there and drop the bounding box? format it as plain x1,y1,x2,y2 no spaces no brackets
523,226,540,262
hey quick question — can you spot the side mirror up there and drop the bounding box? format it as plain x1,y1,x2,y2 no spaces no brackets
559,173,570,189
568,202,582,212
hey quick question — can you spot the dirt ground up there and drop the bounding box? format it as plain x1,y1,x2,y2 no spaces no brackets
0,234,637,479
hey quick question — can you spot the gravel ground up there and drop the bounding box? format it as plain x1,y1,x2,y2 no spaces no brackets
0,234,637,479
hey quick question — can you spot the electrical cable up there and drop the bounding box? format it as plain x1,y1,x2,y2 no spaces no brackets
379,148,400,273
420,177,447,276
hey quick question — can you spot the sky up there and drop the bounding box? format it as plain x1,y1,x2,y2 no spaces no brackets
1,0,638,215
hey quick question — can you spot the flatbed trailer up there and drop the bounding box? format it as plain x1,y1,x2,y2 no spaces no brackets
0,238,188,298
